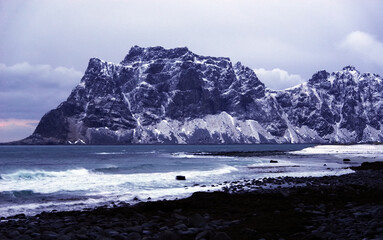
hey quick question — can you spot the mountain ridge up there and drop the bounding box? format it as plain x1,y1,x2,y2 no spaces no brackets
14,46,383,144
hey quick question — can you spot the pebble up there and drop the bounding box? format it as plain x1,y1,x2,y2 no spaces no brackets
188,213,206,228
127,232,141,240
212,232,232,240
159,230,179,240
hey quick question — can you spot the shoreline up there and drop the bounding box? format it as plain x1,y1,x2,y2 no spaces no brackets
0,162,382,239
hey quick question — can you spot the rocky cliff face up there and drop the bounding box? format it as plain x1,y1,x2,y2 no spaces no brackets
20,46,383,144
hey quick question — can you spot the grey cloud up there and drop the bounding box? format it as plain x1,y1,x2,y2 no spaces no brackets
1,0,383,79
0,62,82,119
340,31,383,70
0,119,38,143
254,68,305,90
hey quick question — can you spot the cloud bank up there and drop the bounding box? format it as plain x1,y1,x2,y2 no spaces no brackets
0,119,39,142
0,62,82,119
254,68,305,90
341,31,383,69
1,0,383,78
0,62,82,142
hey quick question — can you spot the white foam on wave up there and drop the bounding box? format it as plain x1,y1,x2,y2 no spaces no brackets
94,152,125,155
247,159,297,168
0,165,238,217
0,182,226,218
171,152,197,158
1,169,91,181
0,165,238,194
291,144,383,156
0,196,105,218
94,150,157,155
270,168,354,178
171,152,233,159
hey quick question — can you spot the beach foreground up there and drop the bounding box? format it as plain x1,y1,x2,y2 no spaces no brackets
0,163,382,240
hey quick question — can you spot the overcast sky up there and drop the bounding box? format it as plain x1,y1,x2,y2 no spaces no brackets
1,0,383,142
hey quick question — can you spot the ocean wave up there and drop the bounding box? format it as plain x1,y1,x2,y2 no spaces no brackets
246,159,298,168
92,164,154,173
171,152,233,159
162,165,238,179
0,169,91,181
1,170,54,180
171,152,197,158
94,152,125,155
94,151,157,155
0,190,36,201
0,164,237,195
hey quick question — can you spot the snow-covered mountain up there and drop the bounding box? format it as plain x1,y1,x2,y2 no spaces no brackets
19,46,383,144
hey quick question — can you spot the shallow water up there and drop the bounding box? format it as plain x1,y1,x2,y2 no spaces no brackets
0,144,377,217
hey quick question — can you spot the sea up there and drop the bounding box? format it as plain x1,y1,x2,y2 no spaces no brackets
0,144,380,218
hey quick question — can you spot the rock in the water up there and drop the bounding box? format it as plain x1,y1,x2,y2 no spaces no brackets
270,160,278,163
176,175,186,181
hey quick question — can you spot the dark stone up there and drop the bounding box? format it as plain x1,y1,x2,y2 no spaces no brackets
74,234,88,240
212,232,232,240
57,235,71,240
126,226,143,233
41,231,59,240
270,160,278,163
188,213,206,228
176,176,186,181
6,230,20,238
195,230,215,240
133,197,140,201
158,231,180,240
351,161,383,170
240,228,257,239
127,232,141,240
13,214,26,219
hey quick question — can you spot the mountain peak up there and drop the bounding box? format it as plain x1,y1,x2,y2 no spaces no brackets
121,46,191,65
307,70,330,87
342,65,357,72
18,46,383,145
340,65,360,78
84,57,106,75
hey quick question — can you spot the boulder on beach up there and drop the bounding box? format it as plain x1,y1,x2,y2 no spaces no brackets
343,158,351,162
127,232,142,240
188,213,206,227
176,175,186,180
159,231,180,240
213,232,232,240
270,160,278,163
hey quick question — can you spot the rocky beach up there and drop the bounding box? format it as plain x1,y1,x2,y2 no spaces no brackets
0,162,382,240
